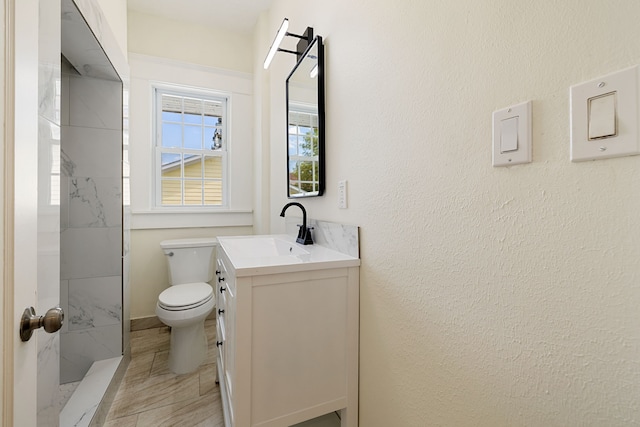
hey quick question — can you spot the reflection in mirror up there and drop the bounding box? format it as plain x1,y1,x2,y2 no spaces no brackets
286,36,324,198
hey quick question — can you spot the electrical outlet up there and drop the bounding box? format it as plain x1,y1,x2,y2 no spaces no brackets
338,180,347,209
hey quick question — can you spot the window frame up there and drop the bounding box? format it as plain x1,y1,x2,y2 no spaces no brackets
152,84,230,210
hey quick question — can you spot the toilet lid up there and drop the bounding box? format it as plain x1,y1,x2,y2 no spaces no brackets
158,282,213,311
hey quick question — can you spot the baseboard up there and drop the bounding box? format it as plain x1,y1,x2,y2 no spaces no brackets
130,316,164,331
131,312,216,331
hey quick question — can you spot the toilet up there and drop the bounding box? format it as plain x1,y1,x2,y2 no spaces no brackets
156,237,217,374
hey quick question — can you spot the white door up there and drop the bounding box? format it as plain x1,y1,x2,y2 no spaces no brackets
3,0,62,426
36,0,62,423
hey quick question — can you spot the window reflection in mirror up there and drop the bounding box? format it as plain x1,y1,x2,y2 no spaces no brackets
286,36,324,198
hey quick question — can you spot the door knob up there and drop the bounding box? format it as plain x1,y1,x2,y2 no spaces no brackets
20,306,64,342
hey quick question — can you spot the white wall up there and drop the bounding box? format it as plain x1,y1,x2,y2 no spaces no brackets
252,13,272,235
95,0,127,56
258,1,640,425
128,54,254,220
128,11,253,73
127,13,255,318
128,226,251,319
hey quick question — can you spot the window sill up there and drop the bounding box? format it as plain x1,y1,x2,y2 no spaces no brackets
131,209,253,230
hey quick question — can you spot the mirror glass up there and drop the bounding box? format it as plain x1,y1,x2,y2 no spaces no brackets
286,36,324,198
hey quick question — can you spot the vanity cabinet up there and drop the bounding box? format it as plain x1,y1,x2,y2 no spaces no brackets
216,253,237,422
215,236,360,427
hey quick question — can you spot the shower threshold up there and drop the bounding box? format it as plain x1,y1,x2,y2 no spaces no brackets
59,356,126,427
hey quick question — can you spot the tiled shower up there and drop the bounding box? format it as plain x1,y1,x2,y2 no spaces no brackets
59,57,124,384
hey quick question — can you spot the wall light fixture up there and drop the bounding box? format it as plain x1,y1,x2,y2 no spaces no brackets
263,18,314,69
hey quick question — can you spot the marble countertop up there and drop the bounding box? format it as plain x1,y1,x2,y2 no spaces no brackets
217,234,360,277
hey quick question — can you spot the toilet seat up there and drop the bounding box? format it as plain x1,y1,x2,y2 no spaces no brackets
158,282,213,311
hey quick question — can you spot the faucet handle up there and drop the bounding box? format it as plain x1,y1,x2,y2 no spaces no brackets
296,225,314,245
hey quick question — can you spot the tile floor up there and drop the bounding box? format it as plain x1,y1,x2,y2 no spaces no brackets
104,319,223,427
104,319,340,427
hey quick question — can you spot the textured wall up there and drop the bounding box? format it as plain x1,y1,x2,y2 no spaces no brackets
259,0,640,425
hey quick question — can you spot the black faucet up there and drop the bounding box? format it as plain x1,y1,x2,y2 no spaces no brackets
279,202,314,245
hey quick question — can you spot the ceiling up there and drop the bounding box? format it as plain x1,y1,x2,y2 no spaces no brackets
127,0,274,34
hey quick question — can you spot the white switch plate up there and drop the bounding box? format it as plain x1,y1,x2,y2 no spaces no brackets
492,100,532,167
338,180,347,209
570,65,640,162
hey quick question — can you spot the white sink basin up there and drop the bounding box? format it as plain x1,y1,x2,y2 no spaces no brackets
217,235,360,276
220,236,309,258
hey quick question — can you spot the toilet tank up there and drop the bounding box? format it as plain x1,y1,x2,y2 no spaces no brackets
160,238,217,285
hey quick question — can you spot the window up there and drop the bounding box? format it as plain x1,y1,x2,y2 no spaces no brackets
154,87,228,207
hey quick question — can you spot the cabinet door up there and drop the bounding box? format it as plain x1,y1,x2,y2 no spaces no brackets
216,289,225,361
216,319,224,373
223,273,236,405
215,258,226,369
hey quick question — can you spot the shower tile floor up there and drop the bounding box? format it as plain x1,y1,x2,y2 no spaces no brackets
104,320,340,427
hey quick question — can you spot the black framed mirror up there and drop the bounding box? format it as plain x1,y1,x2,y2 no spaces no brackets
286,36,324,198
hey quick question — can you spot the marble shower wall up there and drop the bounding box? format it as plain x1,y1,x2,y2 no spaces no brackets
60,60,123,384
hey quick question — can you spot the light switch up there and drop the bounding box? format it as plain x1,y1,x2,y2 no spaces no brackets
338,180,347,209
570,65,639,162
588,92,616,140
492,101,532,167
500,117,519,152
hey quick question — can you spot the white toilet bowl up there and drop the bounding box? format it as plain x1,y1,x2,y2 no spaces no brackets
157,237,218,374
156,281,215,374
